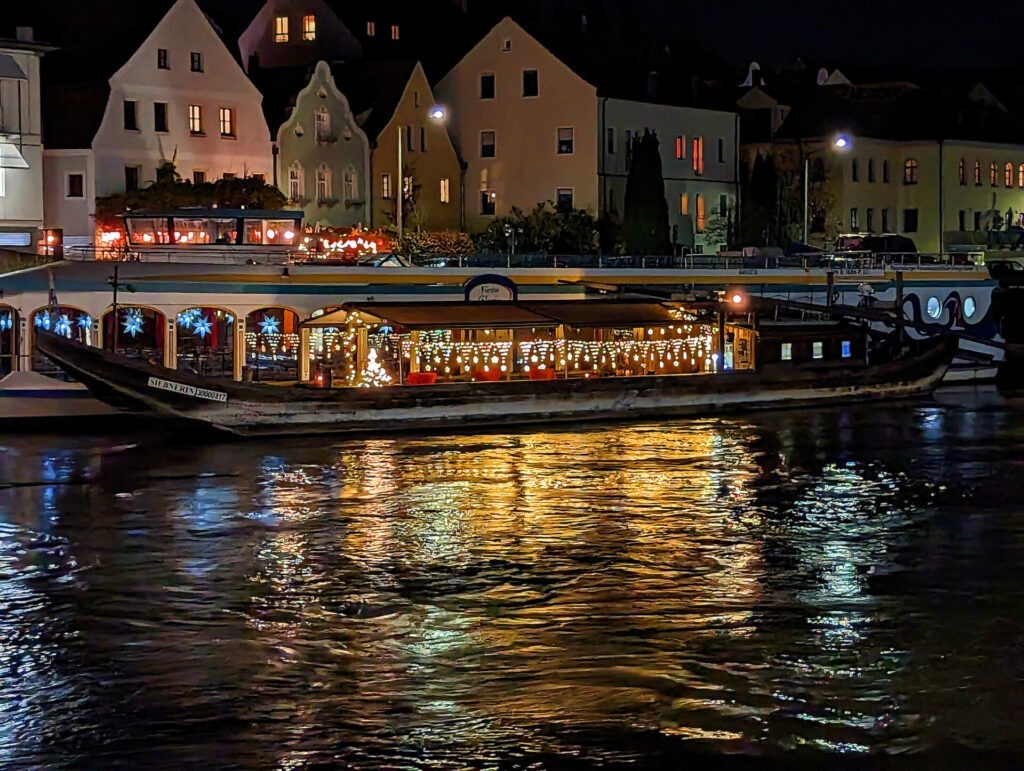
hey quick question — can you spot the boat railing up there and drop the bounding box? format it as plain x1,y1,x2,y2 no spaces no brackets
65,246,292,265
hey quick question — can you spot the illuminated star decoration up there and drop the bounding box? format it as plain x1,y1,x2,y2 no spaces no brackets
258,314,280,335
54,314,72,336
192,315,213,338
34,311,51,330
77,314,92,329
0,313,12,331
122,309,144,338
177,308,201,329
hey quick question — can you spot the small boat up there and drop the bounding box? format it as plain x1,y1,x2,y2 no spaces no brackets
33,296,957,438
0,370,123,429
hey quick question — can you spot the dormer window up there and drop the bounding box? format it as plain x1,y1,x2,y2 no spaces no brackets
157,48,169,69
302,15,316,41
190,52,203,72
274,16,289,43
391,24,400,41
366,21,375,36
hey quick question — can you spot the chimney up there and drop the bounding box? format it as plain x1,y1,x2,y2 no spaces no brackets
15,27,33,42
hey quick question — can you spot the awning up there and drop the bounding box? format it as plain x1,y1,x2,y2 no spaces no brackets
302,300,690,331
0,143,28,169
0,54,26,80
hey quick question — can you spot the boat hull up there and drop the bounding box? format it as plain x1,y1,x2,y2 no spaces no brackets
35,331,957,438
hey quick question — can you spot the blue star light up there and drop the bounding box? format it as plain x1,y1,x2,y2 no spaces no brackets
0,313,12,332
54,314,72,336
193,315,213,338
77,314,92,329
258,314,280,335
122,309,144,338
34,312,51,330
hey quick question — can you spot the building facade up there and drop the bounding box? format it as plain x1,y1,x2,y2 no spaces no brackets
42,0,273,244
0,29,50,251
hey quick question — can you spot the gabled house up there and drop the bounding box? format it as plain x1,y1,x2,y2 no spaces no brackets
37,0,273,245
238,0,361,73
0,27,52,251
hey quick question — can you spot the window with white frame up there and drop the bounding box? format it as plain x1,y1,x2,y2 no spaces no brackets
343,166,358,201
812,341,824,359
440,177,450,203
275,16,289,42
219,107,234,137
315,107,330,140
557,127,574,154
381,173,392,199
781,342,792,361
288,163,303,199
316,164,331,201
481,130,495,157
188,104,203,134
190,51,203,72
302,15,316,40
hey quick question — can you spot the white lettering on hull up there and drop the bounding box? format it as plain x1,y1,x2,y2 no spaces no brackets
147,377,228,403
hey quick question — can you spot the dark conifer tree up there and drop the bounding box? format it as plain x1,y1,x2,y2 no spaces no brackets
623,129,670,254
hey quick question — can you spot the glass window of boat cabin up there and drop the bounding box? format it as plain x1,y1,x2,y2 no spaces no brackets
172,218,209,244
212,218,238,244
244,220,299,246
127,218,173,245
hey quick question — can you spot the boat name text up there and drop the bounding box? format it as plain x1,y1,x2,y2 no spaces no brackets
147,377,228,403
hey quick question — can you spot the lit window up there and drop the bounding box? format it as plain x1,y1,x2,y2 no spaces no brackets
812,341,823,359
841,340,851,358
1019,164,1024,188
1006,162,1014,187
556,188,573,211
481,130,495,158
964,296,977,319
391,24,400,41
440,177,450,203
958,158,966,185
157,48,169,69
66,173,84,198
974,160,982,185
288,163,303,199
926,296,941,319
781,343,792,361
903,159,918,184
274,16,289,43
481,190,496,215
381,173,391,199
695,194,705,232
692,136,704,175
219,107,234,137
343,166,358,201
522,69,538,97
675,135,685,159
188,104,203,134
680,193,688,215
366,21,375,36
557,127,574,154
316,164,331,201
990,162,998,186
302,15,316,41
190,52,203,72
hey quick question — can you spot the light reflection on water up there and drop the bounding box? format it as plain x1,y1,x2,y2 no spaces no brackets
2,389,1024,767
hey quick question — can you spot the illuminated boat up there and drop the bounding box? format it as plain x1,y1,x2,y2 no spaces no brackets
34,297,957,438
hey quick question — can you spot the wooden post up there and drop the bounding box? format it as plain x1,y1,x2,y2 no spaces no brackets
299,326,311,381
233,316,245,381
163,317,176,369
717,309,726,372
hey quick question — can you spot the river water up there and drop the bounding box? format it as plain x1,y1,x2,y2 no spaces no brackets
2,388,1024,769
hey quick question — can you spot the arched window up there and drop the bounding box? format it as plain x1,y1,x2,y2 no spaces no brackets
990,162,998,186
958,158,966,185
287,162,304,200
903,159,918,185
1006,163,1014,187
343,165,358,201
974,160,981,185
316,164,332,201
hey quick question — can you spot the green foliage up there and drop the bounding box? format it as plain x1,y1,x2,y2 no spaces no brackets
95,166,289,229
398,229,476,257
623,129,670,254
475,202,599,254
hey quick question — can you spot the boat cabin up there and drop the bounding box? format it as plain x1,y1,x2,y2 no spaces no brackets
756,321,868,368
123,208,303,249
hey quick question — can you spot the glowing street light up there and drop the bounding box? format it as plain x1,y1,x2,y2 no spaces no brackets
803,133,853,244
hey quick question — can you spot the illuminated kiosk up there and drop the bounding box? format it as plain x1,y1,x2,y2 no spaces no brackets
123,208,303,250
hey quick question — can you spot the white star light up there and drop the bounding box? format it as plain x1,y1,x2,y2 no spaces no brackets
258,314,280,335
193,315,213,338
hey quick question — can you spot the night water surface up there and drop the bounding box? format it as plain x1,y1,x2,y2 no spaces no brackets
2,388,1024,769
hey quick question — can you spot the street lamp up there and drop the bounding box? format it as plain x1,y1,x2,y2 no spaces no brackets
397,106,449,239
803,133,852,245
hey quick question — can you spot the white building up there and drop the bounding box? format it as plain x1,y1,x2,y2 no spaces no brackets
42,0,273,245
0,28,51,251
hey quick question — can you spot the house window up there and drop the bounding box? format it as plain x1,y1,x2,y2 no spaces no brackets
841,340,852,358
391,24,400,41
717,137,725,163
302,15,316,41
990,162,998,186
607,127,616,154
903,208,918,232
366,21,375,36
188,104,203,134
154,102,168,133
881,207,889,231
420,126,426,152
275,16,289,42
124,166,140,192
679,193,688,215
719,194,728,217
480,73,495,99
219,107,235,137
692,136,704,175
501,37,511,52
190,52,203,72
123,100,138,131
868,158,875,182
481,190,496,215
867,207,874,232
222,173,236,180
315,107,330,139
252,173,266,184
316,165,331,201
556,188,573,211
974,160,982,185
157,48,169,69
403,175,413,200
850,207,859,230
440,178,450,203
66,173,84,198
406,125,414,151
193,170,206,185
522,69,538,97
974,211,982,230
812,341,823,359
882,159,890,183
852,158,859,182
695,194,705,232
481,130,495,158
781,342,792,361
607,188,617,214
343,166,358,201
959,158,966,185
675,135,684,159
903,159,918,184
381,173,391,199
958,210,966,230
557,127,574,154
1006,162,1014,187
1019,164,1024,188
